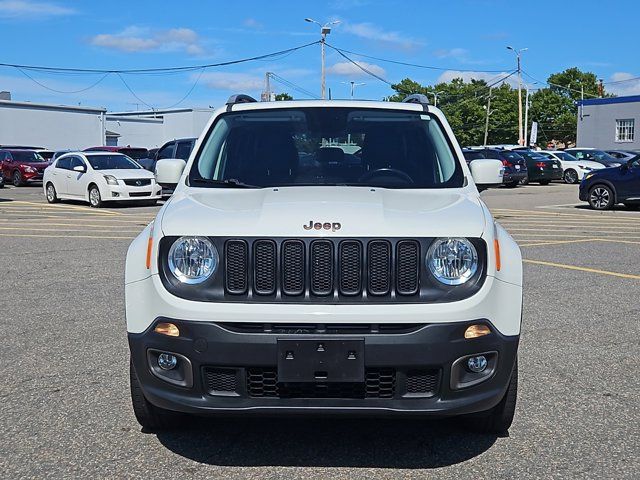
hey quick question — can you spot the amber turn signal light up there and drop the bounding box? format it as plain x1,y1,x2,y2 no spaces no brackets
154,322,180,337
464,324,491,339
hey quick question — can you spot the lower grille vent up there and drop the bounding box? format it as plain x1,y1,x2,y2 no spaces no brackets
247,368,396,399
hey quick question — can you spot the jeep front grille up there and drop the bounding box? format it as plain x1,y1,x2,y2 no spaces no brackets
223,238,421,300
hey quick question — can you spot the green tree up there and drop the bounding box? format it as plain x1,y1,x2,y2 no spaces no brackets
275,92,293,101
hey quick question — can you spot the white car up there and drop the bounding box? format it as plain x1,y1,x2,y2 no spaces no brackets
539,150,604,184
43,152,162,207
125,94,522,434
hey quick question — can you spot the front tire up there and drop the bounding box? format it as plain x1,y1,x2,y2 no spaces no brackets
588,184,614,210
45,183,59,203
88,185,103,208
463,359,518,435
130,359,182,431
519,176,529,185
13,170,24,187
563,169,579,184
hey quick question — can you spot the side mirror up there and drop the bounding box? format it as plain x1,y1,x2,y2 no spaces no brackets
155,158,186,186
73,165,86,173
470,159,504,188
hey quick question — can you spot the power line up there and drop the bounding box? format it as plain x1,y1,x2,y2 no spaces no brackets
522,71,600,98
326,43,510,73
15,68,111,94
269,72,319,99
0,41,321,74
603,75,640,86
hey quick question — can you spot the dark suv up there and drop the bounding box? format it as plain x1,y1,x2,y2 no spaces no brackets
579,155,640,210
466,148,528,187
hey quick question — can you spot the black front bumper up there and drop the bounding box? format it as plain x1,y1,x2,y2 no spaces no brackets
129,319,519,417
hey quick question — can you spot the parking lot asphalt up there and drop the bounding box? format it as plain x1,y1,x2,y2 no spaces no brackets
1,183,638,479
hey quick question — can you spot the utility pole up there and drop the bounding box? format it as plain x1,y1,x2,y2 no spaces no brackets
507,46,527,145
261,72,273,102
483,87,492,146
305,18,340,99
342,81,365,99
524,87,530,147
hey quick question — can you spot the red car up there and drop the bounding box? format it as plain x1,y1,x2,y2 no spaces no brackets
84,146,149,163
0,149,51,186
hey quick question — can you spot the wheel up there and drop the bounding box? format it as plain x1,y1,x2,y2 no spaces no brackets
588,184,614,210
462,359,518,435
539,180,550,185
45,183,59,203
88,185,103,208
624,203,640,210
519,177,529,185
563,169,579,184
13,170,24,187
130,358,182,431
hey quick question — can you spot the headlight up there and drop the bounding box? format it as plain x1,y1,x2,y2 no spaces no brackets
168,236,218,284
103,175,119,185
426,238,478,285
578,165,592,171
23,165,36,173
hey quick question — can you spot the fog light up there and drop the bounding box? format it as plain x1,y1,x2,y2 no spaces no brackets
112,192,120,197
158,353,177,370
154,322,180,337
467,355,488,373
464,324,491,339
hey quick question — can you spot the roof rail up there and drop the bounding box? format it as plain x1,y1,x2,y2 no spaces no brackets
402,94,430,110
226,94,257,111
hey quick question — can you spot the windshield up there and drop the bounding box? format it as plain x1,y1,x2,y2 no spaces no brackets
518,151,546,160
555,152,578,161
501,151,524,161
119,148,149,160
12,151,47,163
86,154,142,170
190,107,464,189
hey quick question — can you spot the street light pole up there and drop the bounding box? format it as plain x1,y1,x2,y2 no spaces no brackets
342,81,365,99
507,46,527,145
305,18,340,100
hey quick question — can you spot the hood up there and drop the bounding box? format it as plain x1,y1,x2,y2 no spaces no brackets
574,160,605,169
21,162,50,170
98,169,155,180
161,187,488,238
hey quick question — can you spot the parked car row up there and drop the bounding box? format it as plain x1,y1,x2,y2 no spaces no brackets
0,139,198,207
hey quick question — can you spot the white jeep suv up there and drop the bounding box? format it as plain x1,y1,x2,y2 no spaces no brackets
125,95,522,434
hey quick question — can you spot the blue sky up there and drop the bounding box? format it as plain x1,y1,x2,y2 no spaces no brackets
0,0,638,111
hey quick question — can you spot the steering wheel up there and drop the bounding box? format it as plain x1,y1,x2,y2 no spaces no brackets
358,168,414,184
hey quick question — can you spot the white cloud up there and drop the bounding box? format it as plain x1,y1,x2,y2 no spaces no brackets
199,72,263,92
243,18,262,29
341,21,422,50
433,48,468,60
436,70,519,88
0,0,75,18
90,26,207,56
327,61,386,78
607,72,640,96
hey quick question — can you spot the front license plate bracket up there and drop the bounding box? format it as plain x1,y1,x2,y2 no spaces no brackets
277,339,365,383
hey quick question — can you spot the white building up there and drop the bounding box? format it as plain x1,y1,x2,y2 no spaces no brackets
105,108,214,148
0,99,106,150
0,96,215,150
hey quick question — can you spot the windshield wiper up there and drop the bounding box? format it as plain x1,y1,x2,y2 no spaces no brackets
192,178,258,188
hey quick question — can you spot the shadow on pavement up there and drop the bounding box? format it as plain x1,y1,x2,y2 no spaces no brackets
156,416,497,469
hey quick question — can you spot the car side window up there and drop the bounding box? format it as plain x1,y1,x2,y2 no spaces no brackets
57,157,71,170
175,141,192,160
157,143,175,160
69,157,86,170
